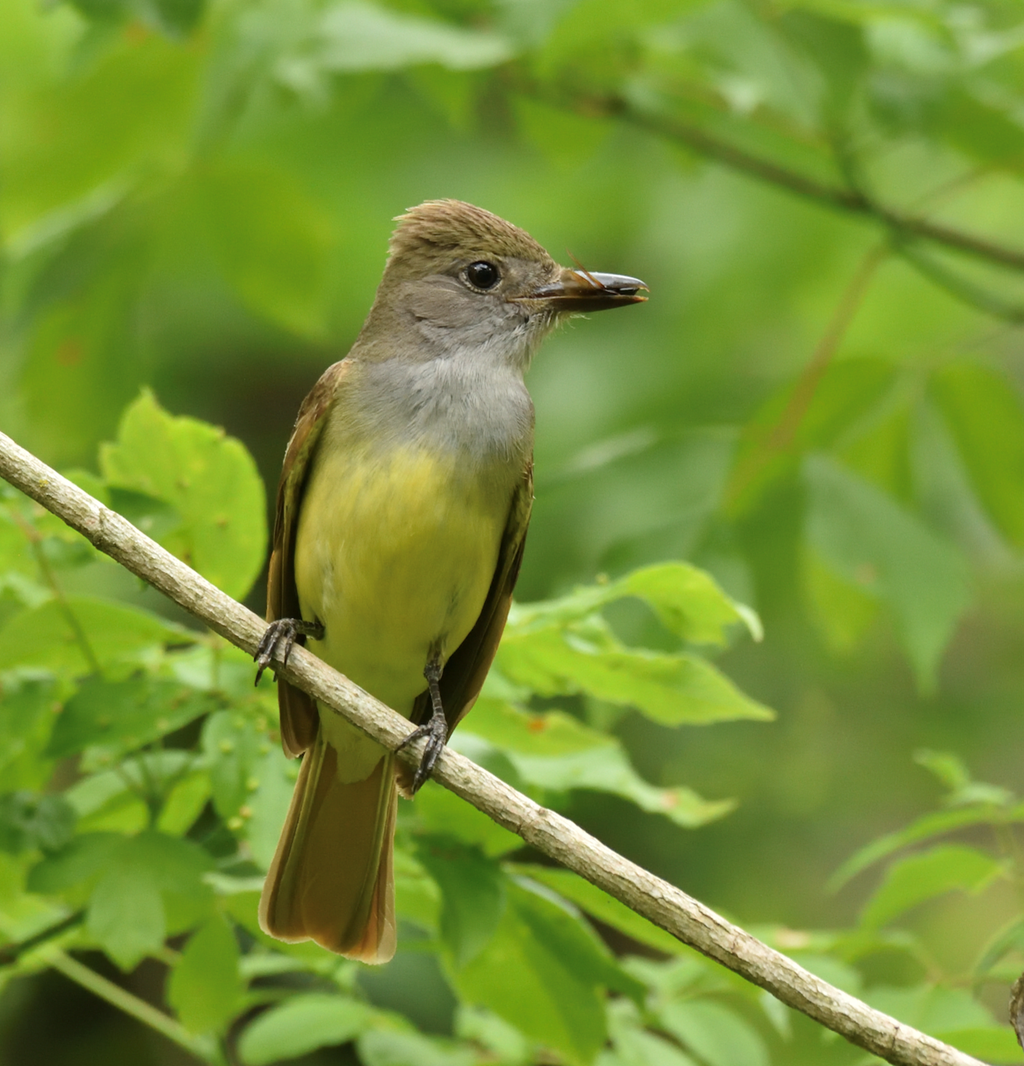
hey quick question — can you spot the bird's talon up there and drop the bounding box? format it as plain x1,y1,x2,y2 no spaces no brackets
399,711,447,794
253,618,323,686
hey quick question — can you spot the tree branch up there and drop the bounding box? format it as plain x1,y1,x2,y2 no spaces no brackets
0,429,989,1066
47,951,220,1064
726,243,888,510
593,96,1024,275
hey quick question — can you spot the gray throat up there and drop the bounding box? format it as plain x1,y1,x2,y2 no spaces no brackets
348,354,535,467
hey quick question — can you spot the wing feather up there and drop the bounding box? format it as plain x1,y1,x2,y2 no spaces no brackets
396,461,533,794
267,360,351,757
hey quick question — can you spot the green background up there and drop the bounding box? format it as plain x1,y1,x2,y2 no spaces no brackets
2,0,1024,1062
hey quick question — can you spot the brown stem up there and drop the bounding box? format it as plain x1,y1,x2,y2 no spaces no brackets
725,243,887,509
582,94,1024,275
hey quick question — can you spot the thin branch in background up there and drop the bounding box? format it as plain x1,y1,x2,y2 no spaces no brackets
770,243,889,450
0,912,84,967
725,242,888,508
0,431,992,1066
12,511,102,675
587,95,1024,275
47,951,220,1065
895,241,1024,324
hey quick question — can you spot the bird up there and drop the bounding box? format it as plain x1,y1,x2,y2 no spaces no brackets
254,199,647,962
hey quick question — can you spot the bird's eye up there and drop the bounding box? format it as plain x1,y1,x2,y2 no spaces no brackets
465,261,500,290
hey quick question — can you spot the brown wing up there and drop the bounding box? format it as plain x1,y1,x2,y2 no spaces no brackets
267,360,351,757
397,461,533,793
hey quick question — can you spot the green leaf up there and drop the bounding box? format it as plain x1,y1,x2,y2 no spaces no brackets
189,162,335,339
414,779,523,858
17,228,151,464
237,993,373,1066
0,596,194,676
121,829,215,893
416,841,505,968
657,1001,769,1066
914,748,971,792
156,769,212,837
202,709,274,825
454,1006,530,1065
99,390,267,600
776,8,869,117
510,865,687,956
804,455,971,690
726,357,899,514
65,751,194,835
150,0,206,37
169,641,268,699
451,880,614,1065
505,744,735,829
84,831,214,968
939,89,1024,169
801,545,880,653
830,805,1014,891
167,915,243,1034
28,832,122,893
976,916,1024,977
393,845,441,935
66,0,135,25
612,564,762,644
537,0,686,86
509,562,760,645
0,792,76,855
48,677,218,760
614,1029,699,1066
358,1029,477,1066
860,845,1004,928
497,620,773,726
244,745,298,869
938,1027,1024,1064
300,1,513,75
68,0,206,36
608,1000,699,1066
913,749,1013,806
0,676,60,789
88,857,165,970
930,363,1024,549
0,505,44,585
462,696,614,756
865,983,995,1033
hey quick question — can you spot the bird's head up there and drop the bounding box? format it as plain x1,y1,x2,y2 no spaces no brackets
358,199,647,370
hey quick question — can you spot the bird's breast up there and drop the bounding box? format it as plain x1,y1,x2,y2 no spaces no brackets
293,438,515,718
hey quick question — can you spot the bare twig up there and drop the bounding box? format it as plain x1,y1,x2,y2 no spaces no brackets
0,430,989,1066
48,951,220,1064
895,241,1024,323
726,243,888,509
593,96,1024,275
0,912,84,967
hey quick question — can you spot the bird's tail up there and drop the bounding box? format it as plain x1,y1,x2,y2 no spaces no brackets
258,731,397,963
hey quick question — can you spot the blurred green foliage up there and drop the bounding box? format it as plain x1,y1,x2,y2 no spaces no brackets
1,0,1023,1062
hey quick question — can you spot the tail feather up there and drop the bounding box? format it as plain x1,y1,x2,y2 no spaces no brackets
259,733,397,963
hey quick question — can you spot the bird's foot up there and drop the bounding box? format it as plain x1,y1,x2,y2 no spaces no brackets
398,658,448,793
397,708,448,794
254,617,324,685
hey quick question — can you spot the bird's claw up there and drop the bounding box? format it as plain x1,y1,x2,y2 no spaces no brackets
254,617,324,685
397,710,448,794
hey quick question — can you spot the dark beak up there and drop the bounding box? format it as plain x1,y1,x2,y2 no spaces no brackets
517,267,648,312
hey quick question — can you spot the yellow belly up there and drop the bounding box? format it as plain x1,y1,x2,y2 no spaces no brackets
293,441,507,723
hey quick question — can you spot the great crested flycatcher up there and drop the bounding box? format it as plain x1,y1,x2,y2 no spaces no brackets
255,200,646,963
